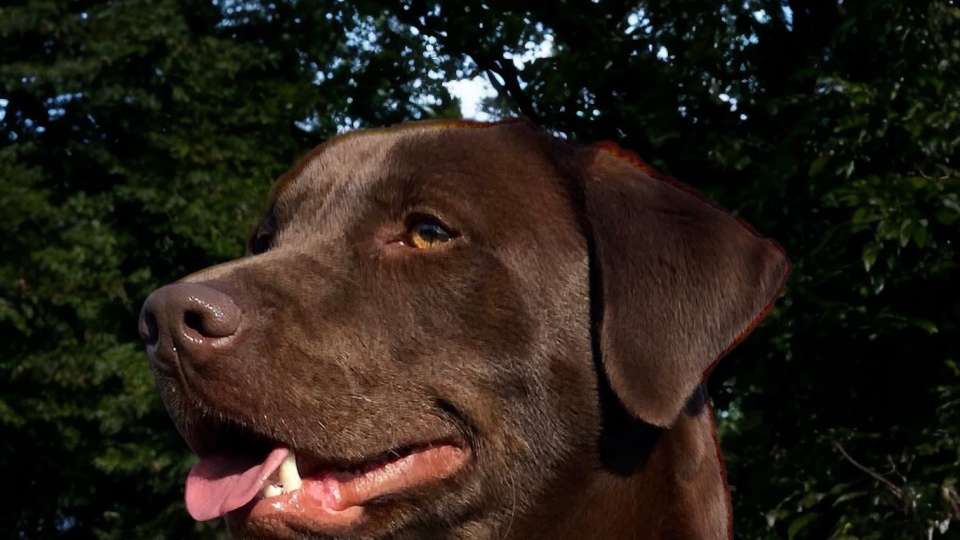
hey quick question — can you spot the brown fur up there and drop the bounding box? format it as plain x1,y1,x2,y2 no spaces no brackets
141,119,789,539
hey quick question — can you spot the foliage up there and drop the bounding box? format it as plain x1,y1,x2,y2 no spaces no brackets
0,0,455,536
1,0,957,538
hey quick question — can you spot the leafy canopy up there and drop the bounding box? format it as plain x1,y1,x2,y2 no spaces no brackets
1,0,957,538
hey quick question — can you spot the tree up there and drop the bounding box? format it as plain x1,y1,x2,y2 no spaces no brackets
2,0,957,538
403,1,959,537
0,0,455,536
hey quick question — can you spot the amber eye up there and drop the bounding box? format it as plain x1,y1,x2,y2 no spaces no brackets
405,216,455,249
249,230,273,255
248,210,277,255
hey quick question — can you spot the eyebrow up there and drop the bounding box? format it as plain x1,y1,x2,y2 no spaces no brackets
267,119,523,208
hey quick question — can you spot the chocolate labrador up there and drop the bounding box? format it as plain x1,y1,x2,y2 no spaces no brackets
139,119,789,539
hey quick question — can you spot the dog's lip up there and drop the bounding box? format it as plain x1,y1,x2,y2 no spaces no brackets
181,412,470,474
229,441,471,536
292,437,468,477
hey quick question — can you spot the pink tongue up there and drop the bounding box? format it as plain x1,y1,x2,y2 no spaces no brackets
185,447,290,521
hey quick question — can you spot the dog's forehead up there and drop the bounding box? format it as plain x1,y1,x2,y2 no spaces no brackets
269,121,557,212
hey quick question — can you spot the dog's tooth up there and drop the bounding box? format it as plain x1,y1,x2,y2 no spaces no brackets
279,452,302,493
263,484,282,498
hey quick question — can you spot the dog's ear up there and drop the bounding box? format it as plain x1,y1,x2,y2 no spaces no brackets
576,143,790,427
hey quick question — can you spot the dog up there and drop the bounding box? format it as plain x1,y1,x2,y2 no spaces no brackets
139,119,789,539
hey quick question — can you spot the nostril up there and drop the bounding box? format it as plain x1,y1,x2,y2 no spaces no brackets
138,283,243,370
141,310,159,347
179,290,241,339
183,309,205,336
141,282,241,370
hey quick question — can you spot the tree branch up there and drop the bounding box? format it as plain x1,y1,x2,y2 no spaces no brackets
834,442,905,502
393,5,540,122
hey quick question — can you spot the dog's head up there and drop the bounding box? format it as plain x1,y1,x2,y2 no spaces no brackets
140,119,788,539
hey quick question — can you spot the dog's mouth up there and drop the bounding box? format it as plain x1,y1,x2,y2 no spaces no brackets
180,418,470,532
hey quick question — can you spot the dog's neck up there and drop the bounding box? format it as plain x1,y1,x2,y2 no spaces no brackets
511,407,733,540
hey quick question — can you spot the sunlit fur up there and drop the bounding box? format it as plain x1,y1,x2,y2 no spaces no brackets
149,119,788,539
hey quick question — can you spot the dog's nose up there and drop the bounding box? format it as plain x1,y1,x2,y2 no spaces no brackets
139,283,242,370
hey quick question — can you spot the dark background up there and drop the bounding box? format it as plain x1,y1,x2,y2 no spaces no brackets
2,0,958,538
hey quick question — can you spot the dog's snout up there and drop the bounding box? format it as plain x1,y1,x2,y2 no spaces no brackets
139,283,241,370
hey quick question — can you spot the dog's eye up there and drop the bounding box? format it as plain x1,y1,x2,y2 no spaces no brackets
249,230,273,255
405,216,456,249
248,210,277,255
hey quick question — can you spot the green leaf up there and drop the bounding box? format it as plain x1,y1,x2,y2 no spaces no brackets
809,155,830,177
834,490,868,506
863,244,881,272
788,513,818,540
913,319,939,335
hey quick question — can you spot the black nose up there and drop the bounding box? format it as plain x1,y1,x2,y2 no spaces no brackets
139,283,242,371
